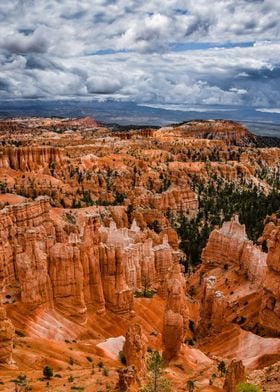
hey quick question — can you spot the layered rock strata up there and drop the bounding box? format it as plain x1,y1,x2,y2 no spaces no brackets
0,198,175,322
0,146,65,171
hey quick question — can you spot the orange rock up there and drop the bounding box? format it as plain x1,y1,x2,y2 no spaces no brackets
197,276,227,339
0,306,15,364
259,222,280,336
123,323,147,379
223,359,246,392
0,146,64,172
116,365,138,391
163,264,189,361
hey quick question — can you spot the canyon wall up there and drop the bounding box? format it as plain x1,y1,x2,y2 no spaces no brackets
0,146,65,171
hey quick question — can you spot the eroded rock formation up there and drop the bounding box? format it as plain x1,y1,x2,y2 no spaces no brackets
0,306,15,364
0,198,176,322
0,146,64,171
116,365,138,391
123,323,147,379
198,215,280,337
259,220,280,336
162,264,189,361
196,276,227,339
223,360,246,392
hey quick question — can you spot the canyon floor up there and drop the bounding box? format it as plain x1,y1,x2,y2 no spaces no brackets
0,117,279,392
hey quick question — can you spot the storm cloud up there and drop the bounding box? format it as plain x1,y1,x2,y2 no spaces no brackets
0,0,279,107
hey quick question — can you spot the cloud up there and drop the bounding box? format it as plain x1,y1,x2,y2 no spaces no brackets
0,28,50,54
86,76,122,94
0,0,278,107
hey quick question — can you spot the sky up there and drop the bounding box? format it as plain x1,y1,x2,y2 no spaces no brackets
0,0,280,108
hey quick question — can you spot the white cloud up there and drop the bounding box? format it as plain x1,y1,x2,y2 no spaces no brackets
0,0,278,106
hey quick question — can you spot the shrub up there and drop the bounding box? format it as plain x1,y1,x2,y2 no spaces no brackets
15,330,25,337
134,289,155,298
236,382,261,392
118,351,127,365
186,380,195,392
69,357,74,365
43,365,53,379
185,338,194,346
98,360,104,368
217,360,226,376
103,367,109,376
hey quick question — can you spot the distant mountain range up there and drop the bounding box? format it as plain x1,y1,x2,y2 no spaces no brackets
0,99,280,137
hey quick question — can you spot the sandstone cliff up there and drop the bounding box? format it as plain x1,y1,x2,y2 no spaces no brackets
0,146,65,172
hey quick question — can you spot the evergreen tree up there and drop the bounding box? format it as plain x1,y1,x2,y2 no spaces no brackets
140,351,171,392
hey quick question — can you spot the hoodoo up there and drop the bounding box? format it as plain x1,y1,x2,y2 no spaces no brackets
0,117,278,391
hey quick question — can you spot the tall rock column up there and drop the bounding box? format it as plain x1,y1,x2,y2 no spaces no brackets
99,244,134,314
223,360,246,392
196,276,227,339
80,216,105,314
163,264,189,361
123,323,148,380
49,242,87,321
15,229,53,308
0,306,15,365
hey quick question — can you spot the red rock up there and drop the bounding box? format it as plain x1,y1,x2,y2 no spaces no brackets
0,306,15,364
223,359,246,392
123,323,147,379
116,365,138,391
259,222,280,336
163,264,189,361
0,146,64,171
197,276,227,339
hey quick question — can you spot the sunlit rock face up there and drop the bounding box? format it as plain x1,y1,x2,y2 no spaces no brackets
123,323,147,379
162,264,189,361
0,198,176,320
